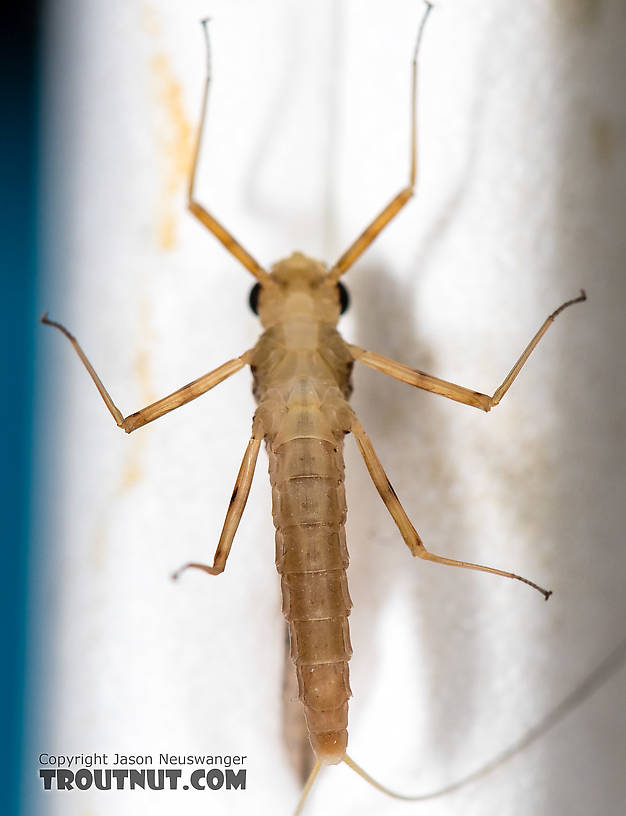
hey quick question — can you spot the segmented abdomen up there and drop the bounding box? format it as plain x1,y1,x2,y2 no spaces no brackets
269,434,353,764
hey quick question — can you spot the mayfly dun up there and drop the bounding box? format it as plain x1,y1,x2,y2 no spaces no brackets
39,1,622,814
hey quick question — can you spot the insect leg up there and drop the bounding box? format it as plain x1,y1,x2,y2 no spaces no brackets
349,290,586,412
327,1,433,281
41,313,250,433
188,20,273,286
172,418,263,578
351,415,551,599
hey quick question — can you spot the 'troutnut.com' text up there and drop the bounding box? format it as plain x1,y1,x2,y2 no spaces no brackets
38,753,247,792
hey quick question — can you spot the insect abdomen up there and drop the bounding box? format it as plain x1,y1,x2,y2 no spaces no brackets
269,435,353,764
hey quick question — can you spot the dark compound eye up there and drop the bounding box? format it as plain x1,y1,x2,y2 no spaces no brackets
248,282,261,315
251,281,348,315
338,281,350,314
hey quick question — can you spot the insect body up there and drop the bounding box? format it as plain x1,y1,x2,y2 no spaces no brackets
42,3,586,811
252,256,355,763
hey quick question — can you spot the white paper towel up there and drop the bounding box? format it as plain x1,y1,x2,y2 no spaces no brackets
28,1,625,814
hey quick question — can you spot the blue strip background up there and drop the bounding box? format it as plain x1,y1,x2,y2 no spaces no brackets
1,4,40,815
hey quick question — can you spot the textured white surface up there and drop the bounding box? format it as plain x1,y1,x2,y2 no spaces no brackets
29,1,625,815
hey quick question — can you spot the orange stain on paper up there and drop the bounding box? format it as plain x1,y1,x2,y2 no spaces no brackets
150,51,193,250
117,298,157,493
